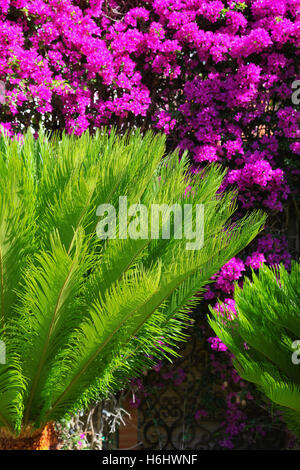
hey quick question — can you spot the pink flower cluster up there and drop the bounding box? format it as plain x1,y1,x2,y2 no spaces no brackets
256,233,292,269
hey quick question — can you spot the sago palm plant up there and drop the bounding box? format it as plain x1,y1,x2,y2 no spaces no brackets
209,262,300,441
0,128,265,449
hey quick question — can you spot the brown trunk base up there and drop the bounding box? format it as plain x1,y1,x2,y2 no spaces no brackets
0,423,59,450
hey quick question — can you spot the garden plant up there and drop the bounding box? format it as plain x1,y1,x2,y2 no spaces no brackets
0,0,299,450
209,262,300,441
0,129,265,449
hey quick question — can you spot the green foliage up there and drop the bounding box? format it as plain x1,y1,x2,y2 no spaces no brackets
0,128,265,434
209,262,300,439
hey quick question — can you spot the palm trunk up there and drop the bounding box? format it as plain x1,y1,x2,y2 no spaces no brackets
0,423,59,450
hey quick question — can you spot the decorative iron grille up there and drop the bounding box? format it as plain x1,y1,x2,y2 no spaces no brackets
137,320,289,450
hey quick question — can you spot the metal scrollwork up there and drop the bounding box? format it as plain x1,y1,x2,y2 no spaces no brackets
137,322,288,450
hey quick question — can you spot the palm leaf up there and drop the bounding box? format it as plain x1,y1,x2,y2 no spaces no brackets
209,261,300,439
0,129,265,434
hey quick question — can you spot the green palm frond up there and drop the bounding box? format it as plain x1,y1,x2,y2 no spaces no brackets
209,261,300,439
0,128,265,434
0,361,25,432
